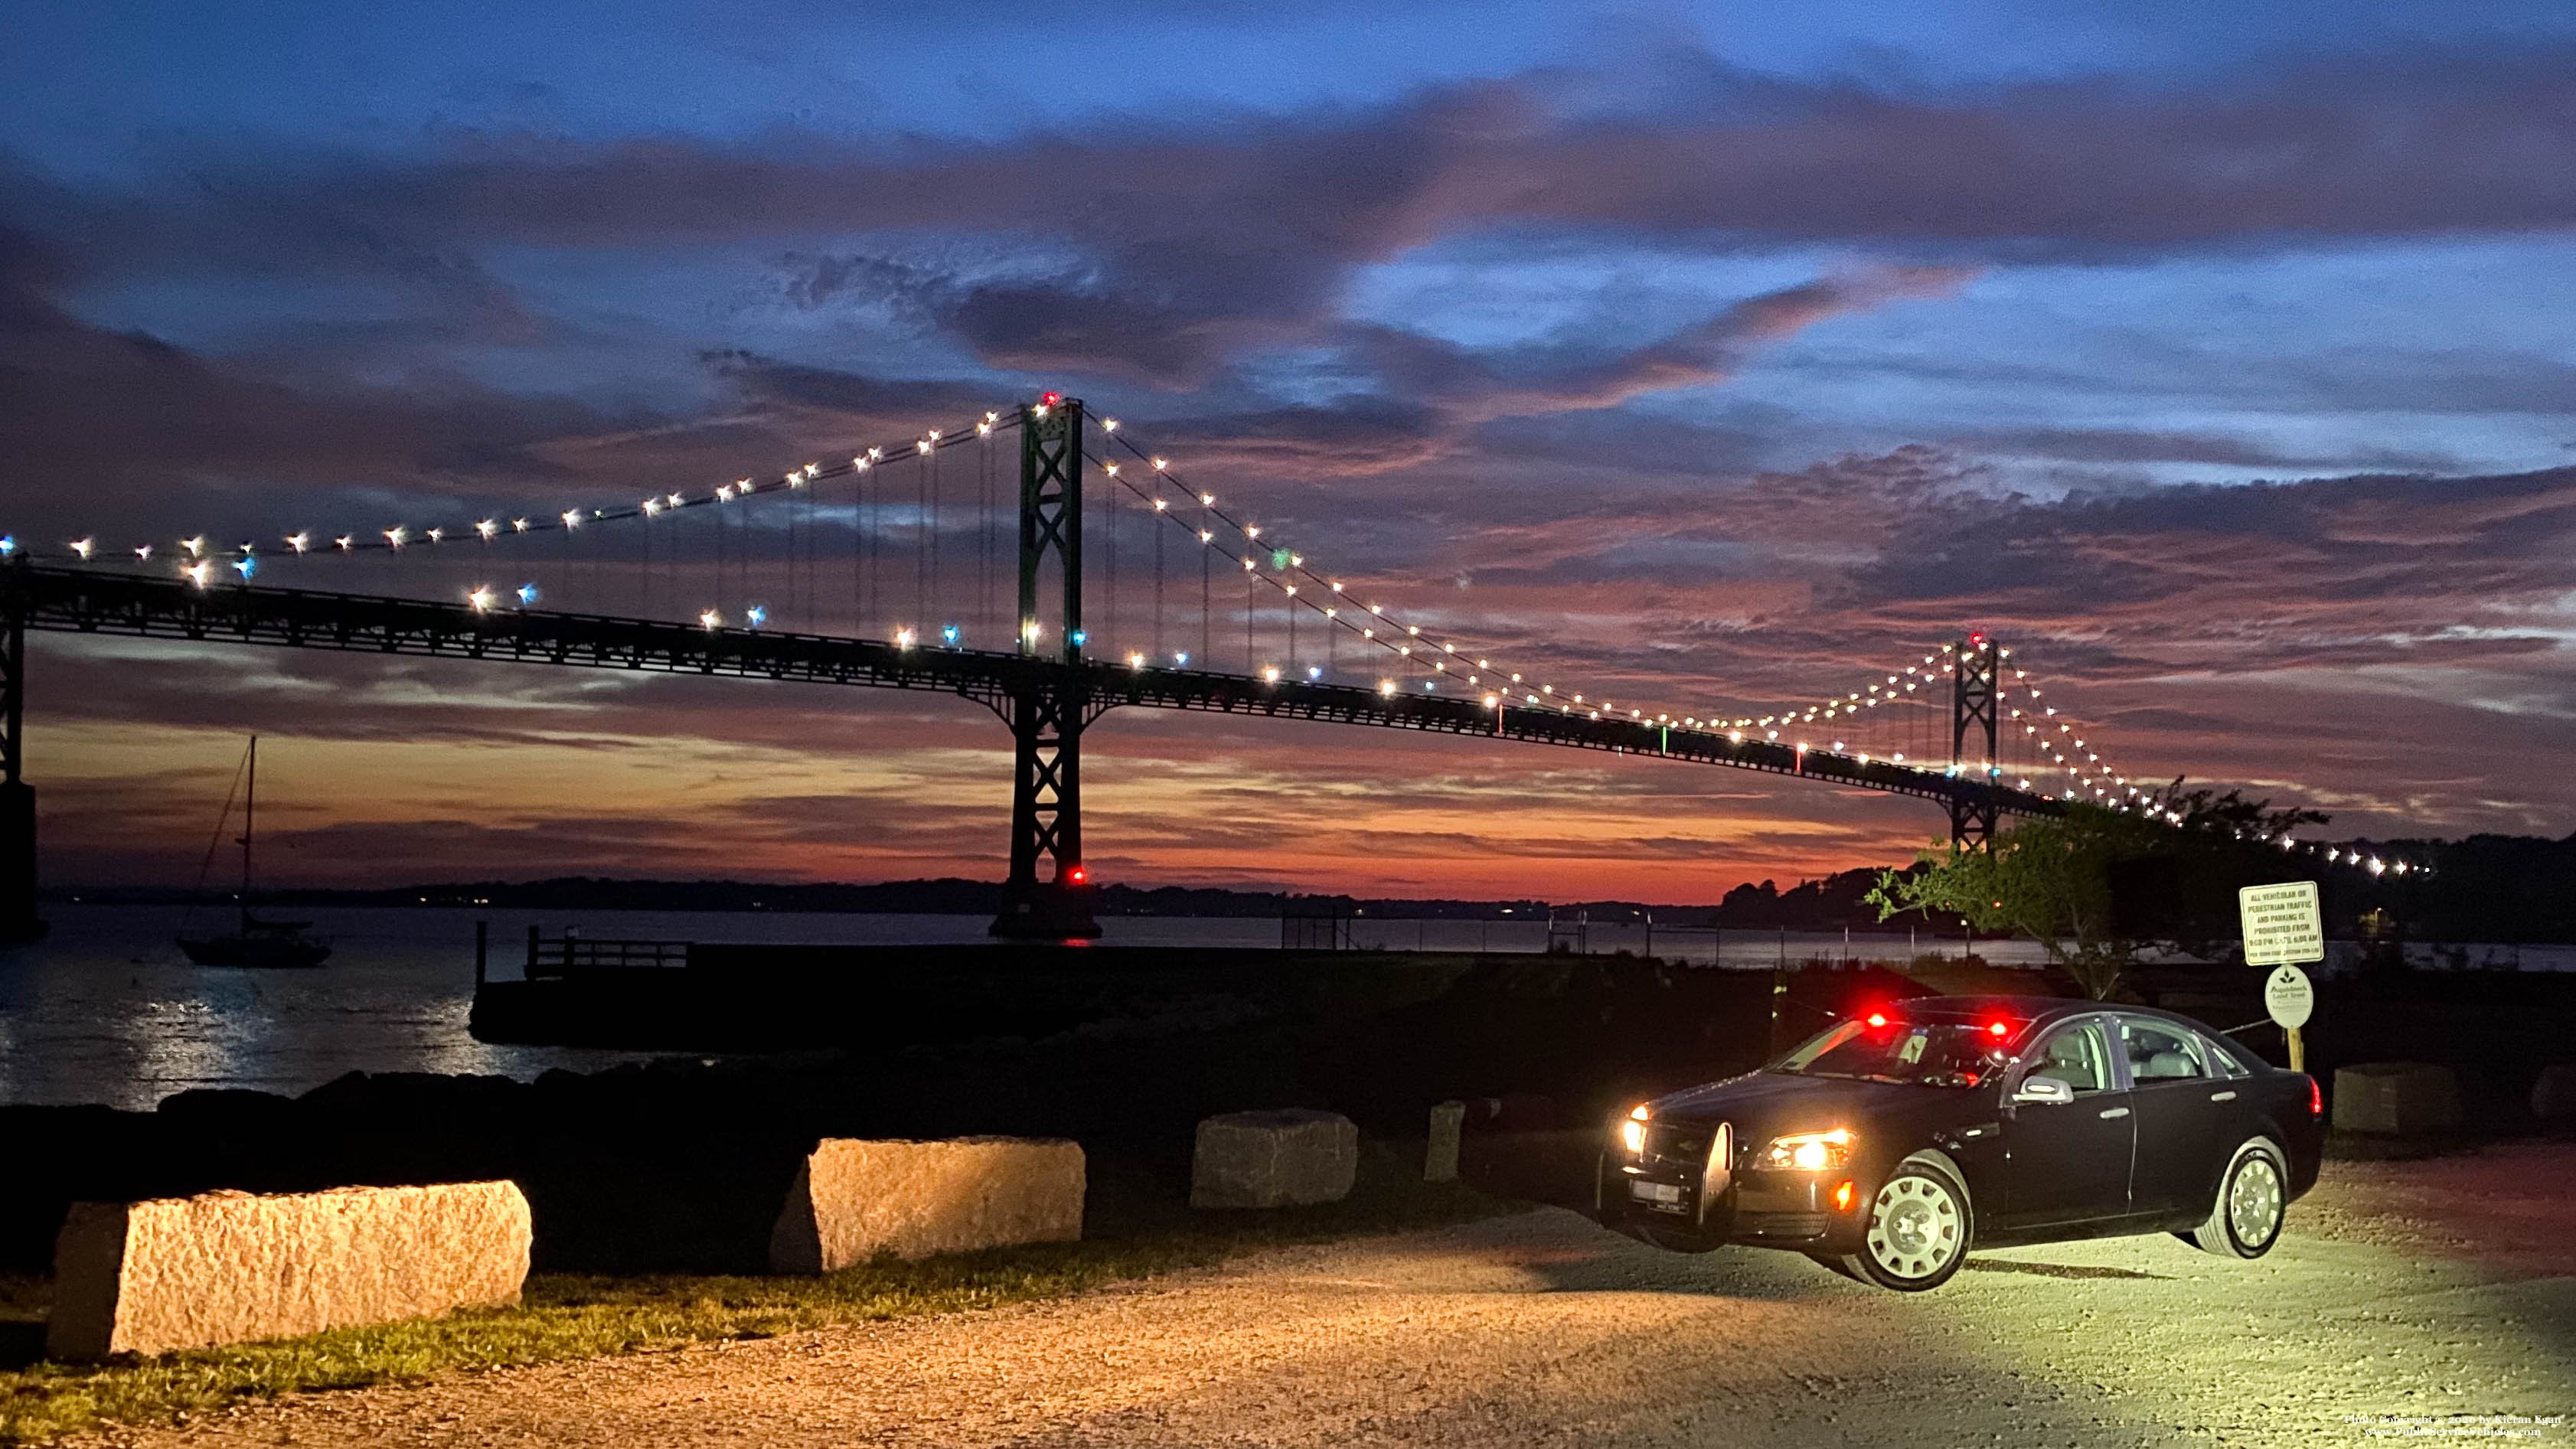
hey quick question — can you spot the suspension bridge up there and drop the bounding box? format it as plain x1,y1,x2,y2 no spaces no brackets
0,395,2218,940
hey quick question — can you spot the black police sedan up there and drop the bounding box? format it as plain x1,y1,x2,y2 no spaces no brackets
1599,996,2324,1290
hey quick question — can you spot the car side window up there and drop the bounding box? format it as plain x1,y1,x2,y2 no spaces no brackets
2123,1020,2207,1083
2024,1020,2112,1095
2201,1033,2256,1078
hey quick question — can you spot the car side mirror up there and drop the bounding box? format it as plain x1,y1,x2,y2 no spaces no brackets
2012,1076,2075,1106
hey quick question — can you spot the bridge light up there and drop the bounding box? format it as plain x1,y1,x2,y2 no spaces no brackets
561,510,583,528
1128,651,1144,668
1482,694,1499,709
1199,492,1213,506
512,517,531,533
0,536,12,555
182,560,211,587
134,545,152,561
1153,498,1167,511
182,535,206,558
942,625,960,645
1174,651,1189,666
286,532,312,553
469,587,497,612
517,584,539,605
746,605,768,628
1069,629,1087,647
916,439,932,455
384,527,406,550
1893,752,1905,763
1242,557,1256,572
1330,581,1343,592
701,609,724,630
895,627,916,648
70,537,94,560
232,555,256,579
1102,418,1118,432
1245,525,1261,539
1262,665,1280,684
1510,673,1520,683
977,419,993,436
1308,667,1323,680
1199,530,1213,543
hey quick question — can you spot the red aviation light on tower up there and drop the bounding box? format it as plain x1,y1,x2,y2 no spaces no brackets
1040,391,1063,408
1066,865,1088,885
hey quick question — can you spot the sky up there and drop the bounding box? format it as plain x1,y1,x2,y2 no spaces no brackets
1,0,2571,899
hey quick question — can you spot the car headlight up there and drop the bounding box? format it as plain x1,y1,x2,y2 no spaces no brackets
1618,1104,1648,1155
1761,1128,1853,1172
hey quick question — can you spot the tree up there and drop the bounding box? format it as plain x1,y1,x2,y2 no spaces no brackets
1865,783,2330,1000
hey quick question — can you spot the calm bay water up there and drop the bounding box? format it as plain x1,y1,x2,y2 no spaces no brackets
0,903,2556,1111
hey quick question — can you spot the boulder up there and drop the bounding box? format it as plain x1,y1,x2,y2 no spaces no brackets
767,1137,1085,1274
1425,1101,1465,1183
47,1181,531,1361
1190,1109,1358,1209
2333,1062,2463,1136
2532,1064,2576,1123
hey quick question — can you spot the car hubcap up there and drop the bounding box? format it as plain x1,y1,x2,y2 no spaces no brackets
2228,1156,2282,1245
1867,1175,1961,1279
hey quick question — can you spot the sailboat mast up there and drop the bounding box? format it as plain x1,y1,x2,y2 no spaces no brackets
242,734,256,899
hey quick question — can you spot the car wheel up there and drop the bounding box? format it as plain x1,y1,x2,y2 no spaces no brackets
2190,1137,2288,1259
1841,1157,1973,1291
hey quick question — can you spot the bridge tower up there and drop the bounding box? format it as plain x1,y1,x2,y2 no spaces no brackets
0,568,40,943
991,394,1102,939
1948,632,2000,850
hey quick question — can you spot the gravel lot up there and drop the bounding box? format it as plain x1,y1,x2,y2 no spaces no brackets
85,1143,2576,1449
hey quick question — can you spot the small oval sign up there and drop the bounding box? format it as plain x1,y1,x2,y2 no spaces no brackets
2264,965,2315,1030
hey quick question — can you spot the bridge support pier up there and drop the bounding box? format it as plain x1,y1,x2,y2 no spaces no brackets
992,685,1098,939
990,394,1100,941
0,583,41,945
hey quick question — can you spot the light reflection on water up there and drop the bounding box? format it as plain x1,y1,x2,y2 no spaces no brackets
2,904,2558,1111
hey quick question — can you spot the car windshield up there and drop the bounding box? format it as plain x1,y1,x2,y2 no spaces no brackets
1773,1018,2010,1089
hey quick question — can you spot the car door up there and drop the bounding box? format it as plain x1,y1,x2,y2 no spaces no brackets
1998,1016,2134,1229
2118,1017,2231,1219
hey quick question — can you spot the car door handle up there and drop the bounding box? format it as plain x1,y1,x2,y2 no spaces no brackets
2209,1091,2238,1102
2098,1107,2130,1119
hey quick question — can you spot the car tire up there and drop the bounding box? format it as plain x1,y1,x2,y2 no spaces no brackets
2189,1137,2288,1259
1840,1157,1974,1291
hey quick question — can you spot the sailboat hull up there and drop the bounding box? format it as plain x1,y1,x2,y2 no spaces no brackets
178,935,331,968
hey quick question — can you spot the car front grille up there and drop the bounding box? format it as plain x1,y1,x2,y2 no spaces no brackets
1738,1210,1829,1239
1644,1122,1712,1173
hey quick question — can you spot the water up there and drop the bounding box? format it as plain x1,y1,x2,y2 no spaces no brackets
1,905,2560,1111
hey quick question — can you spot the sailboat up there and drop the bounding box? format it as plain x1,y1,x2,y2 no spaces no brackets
177,736,331,968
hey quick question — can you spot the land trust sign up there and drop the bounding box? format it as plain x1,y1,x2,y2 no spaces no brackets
2239,880,2326,968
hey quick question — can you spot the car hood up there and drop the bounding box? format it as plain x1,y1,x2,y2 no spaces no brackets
1652,1070,1977,1141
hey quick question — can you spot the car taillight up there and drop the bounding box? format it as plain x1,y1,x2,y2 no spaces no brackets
2307,1075,2323,1118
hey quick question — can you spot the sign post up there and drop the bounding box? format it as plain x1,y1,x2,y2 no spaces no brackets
2240,881,2326,1072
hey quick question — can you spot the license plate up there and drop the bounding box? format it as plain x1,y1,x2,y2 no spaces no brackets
1630,1181,1683,1204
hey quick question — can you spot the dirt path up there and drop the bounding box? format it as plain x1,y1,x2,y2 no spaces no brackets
87,1144,2576,1449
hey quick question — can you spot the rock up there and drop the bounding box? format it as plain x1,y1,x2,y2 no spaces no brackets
1425,1101,1465,1183
767,1137,1085,1274
2333,1062,2463,1136
1190,1109,1358,1209
2533,1064,2576,1122
47,1181,531,1361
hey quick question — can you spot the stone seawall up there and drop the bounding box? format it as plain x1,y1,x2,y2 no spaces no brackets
48,1181,531,1360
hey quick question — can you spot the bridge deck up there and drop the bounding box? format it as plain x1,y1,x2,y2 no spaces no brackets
2,563,2064,822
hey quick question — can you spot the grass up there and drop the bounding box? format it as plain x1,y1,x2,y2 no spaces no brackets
0,1150,1510,1445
